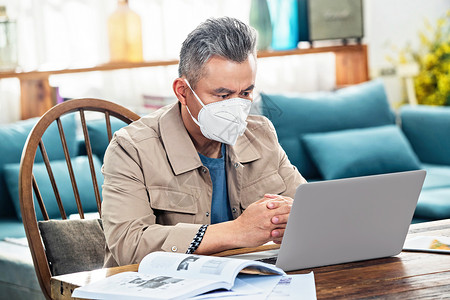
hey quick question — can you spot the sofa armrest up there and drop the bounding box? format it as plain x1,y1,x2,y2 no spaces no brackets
400,105,450,165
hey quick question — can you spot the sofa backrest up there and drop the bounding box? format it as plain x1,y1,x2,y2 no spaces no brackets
2,115,131,221
0,115,78,219
400,105,450,166
77,117,128,162
261,80,395,180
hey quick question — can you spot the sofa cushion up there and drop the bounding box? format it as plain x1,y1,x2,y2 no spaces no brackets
414,164,450,220
261,79,395,179
4,155,103,221
85,117,128,162
38,219,105,276
0,240,44,300
421,164,450,190
415,188,450,220
302,125,422,180
0,115,78,219
400,105,450,166
0,219,26,239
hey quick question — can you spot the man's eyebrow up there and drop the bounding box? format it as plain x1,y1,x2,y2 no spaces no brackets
212,84,255,94
213,87,235,94
243,84,255,91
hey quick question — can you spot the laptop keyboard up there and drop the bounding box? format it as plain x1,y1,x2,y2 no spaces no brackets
256,256,277,265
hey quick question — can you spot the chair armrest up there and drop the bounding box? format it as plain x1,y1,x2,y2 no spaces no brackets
400,105,450,165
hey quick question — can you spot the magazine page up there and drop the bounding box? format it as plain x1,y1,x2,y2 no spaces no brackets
403,236,450,253
138,252,285,288
71,271,224,300
191,272,317,300
188,278,264,299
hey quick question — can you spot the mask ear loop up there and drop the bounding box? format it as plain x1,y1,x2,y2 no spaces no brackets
184,79,205,126
184,79,206,108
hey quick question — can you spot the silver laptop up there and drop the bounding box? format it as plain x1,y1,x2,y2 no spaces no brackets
232,170,426,271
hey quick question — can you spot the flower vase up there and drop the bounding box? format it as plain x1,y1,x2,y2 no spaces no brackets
249,0,272,51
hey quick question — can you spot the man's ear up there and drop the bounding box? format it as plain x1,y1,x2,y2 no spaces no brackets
173,78,188,105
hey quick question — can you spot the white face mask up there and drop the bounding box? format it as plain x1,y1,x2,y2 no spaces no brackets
184,79,252,145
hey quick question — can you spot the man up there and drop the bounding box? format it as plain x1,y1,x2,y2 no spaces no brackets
102,17,306,267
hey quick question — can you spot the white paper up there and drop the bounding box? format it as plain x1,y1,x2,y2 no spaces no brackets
236,274,284,299
267,272,317,300
403,236,450,253
213,272,317,300
188,278,263,299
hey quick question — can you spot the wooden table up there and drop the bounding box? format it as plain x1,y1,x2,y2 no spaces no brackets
51,219,450,299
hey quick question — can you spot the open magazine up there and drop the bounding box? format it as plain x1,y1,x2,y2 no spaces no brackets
71,251,285,300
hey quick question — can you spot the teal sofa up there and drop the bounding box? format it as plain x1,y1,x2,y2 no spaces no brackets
259,79,450,223
400,105,450,221
0,116,79,300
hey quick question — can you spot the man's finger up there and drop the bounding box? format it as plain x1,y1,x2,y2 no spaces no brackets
266,198,292,209
272,214,289,225
270,204,292,217
264,193,281,199
271,228,285,239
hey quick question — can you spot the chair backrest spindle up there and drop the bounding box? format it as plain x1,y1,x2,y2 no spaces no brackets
79,109,102,214
32,174,49,220
56,117,84,219
38,139,67,219
105,111,113,142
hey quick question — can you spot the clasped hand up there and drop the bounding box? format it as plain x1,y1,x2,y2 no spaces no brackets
234,193,293,247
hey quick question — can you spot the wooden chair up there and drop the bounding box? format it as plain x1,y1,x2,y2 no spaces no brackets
18,98,140,300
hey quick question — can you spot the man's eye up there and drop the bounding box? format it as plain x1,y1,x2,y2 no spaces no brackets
241,91,252,98
218,94,229,99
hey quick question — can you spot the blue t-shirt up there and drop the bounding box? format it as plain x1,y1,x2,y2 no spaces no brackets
198,144,232,224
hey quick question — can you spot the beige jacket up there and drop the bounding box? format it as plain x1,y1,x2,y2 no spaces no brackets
102,102,306,267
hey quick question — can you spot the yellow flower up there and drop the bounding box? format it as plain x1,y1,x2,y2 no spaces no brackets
424,53,438,69
389,11,449,106
419,32,431,47
442,43,450,53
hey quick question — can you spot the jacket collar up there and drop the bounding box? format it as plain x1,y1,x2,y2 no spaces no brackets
160,102,261,175
160,102,202,175
227,125,261,164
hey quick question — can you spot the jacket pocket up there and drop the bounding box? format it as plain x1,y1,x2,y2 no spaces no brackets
240,172,287,209
148,187,198,224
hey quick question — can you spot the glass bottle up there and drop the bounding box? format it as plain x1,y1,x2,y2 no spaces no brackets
107,0,143,63
249,0,272,51
268,0,299,51
0,6,18,71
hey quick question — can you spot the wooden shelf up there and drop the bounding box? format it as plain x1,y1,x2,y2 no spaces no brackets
0,44,366,80
0,44,368,119
0,60,180,80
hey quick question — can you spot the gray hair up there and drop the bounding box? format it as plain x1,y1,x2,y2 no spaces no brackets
178,17,257,88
